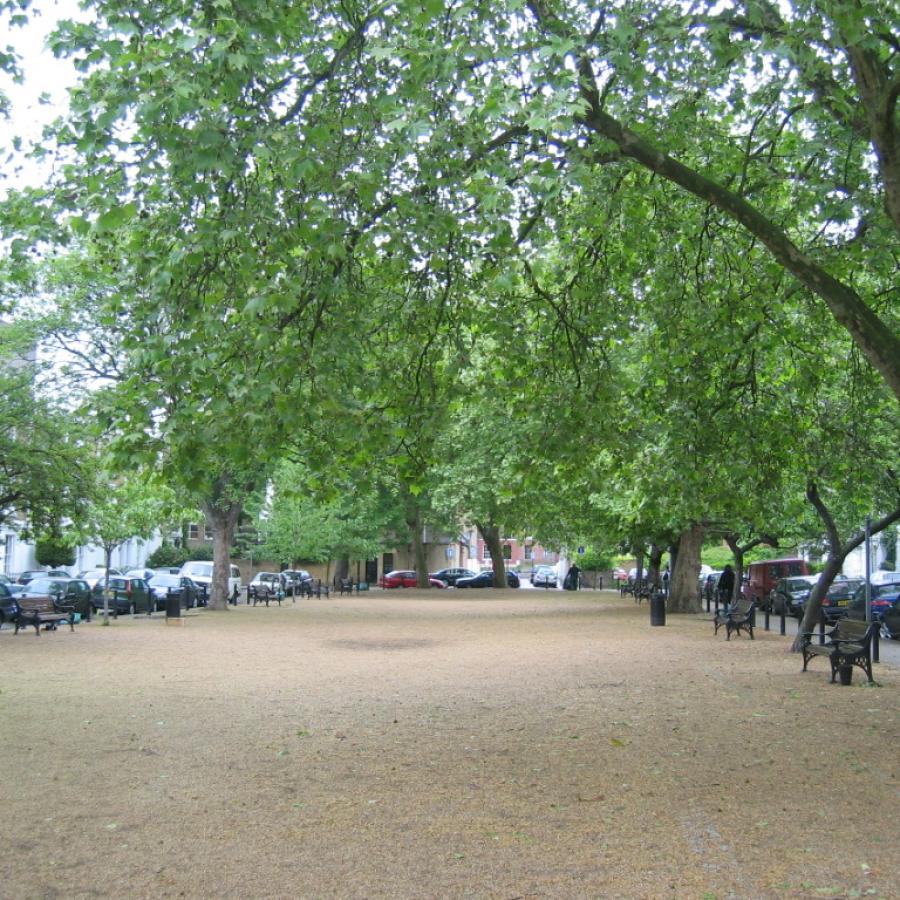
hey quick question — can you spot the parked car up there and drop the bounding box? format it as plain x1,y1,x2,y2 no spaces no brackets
429,567,477,586
179,561,242,598
767,575,819,617
22,577,93,620
881,598,900,641
456,570,521,589
147,573,202,610
77,568,124,589
531,565,558,588
381,570,446,589
846,583,900,624
16,568,69,585
0,574,24,596
92,575,153,615
819,578,865,623
249,572,286,594
282,569,313,590
124,568,158,582
745,558,810,606
0,581,19,628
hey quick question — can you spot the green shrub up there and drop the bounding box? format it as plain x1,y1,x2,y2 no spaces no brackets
576,546,616,571
146,542,189,569
35,534,76,568
188,544,214,561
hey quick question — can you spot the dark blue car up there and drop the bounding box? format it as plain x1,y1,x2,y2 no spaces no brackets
847,584,900,624
0,582,19,628
456,570,520,589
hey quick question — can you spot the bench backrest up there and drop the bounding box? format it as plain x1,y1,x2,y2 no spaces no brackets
832,618,875,644
729,598,754,618
17,595,58,615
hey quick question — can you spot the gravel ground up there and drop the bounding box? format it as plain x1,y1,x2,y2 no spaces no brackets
1,589,897,900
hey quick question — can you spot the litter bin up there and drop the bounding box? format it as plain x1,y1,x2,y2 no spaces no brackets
650,590,666,627
165,589,181,619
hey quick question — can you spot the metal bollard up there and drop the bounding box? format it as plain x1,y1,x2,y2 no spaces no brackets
779,606,786,636
872,627,879,664
764,606,770,631
818,619,826,645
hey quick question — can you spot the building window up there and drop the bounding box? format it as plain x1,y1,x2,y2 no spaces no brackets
502,544,512,560
523,545,533,560
482,545,491,560
189,523,201,540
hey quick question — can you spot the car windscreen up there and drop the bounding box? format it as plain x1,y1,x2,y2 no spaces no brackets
150,575,179,587
27,578,58,593
785,578,812,591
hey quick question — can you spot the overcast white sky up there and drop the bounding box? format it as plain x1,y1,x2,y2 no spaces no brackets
2,0,83,190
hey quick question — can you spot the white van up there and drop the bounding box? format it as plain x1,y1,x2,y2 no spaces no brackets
179,561,242,597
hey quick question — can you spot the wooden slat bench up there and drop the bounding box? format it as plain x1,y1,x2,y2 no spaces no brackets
801,618,876,683
14,595,76,636
713,598,756,641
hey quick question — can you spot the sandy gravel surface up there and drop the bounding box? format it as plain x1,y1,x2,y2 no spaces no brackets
1,589,897,900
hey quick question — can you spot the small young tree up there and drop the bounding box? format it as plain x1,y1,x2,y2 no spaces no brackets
78,470,171,622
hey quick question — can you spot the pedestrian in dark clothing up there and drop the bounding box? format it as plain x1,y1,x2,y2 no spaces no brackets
564,564,580,591
718,565,735,608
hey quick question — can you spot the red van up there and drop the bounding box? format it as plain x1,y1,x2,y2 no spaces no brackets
745,558,810,607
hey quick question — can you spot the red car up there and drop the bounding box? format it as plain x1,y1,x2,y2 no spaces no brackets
380,570,446,589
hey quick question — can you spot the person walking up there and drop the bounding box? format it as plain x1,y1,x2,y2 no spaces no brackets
564,564,580,591
717,564,736,610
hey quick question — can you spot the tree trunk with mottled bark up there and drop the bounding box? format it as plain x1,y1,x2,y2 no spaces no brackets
202,499,242,610
477,522,507,587
669,525,703,613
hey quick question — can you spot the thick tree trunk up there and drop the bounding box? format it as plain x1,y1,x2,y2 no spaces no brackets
405,505,429,588
668,542,679,580
334,557,350,583
476,521,506,587
202,499,241,609
669,525,704,613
